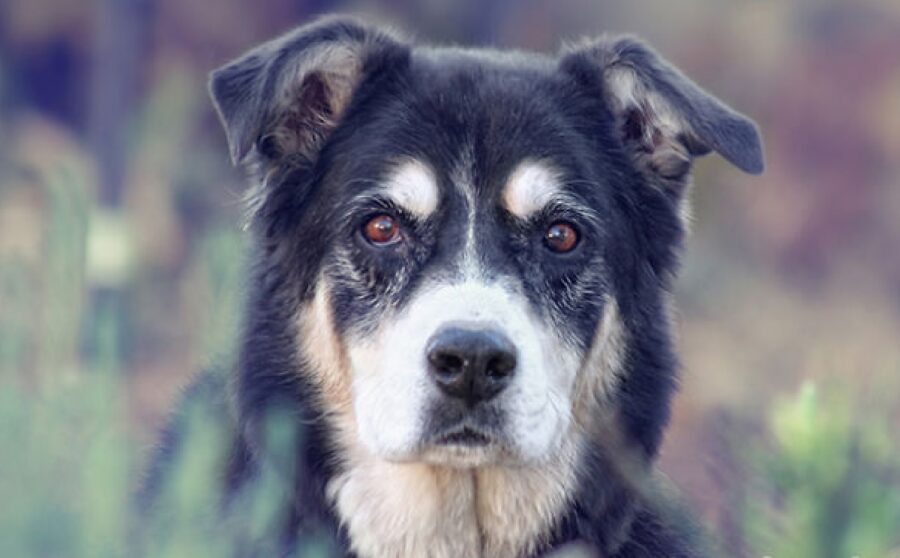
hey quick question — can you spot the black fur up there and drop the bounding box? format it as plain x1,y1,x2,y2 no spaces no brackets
141,15,762,557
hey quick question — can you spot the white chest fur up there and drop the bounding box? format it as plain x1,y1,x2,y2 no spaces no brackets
326,445,579,558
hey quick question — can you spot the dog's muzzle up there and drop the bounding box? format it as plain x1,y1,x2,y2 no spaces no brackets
421,325,518,453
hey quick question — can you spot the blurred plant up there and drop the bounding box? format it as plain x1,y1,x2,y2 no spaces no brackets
0,163,127,557
135,383,335,558
0,141,300,557
743,382,900,558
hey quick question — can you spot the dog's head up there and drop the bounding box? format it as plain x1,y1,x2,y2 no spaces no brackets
211,16,762,469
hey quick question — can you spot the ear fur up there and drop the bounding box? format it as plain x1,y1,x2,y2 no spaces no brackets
559,36,764,181
209,15,409,166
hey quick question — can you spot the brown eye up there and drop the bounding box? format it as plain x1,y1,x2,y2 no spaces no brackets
544,222,578,253
363,214,401,246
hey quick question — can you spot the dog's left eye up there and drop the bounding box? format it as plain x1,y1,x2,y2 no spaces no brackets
363,214,402,246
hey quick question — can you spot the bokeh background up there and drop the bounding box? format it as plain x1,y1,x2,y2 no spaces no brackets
2,0,900,556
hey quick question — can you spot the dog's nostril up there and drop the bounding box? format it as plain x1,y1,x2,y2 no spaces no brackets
429,351,466,375
486,353,516,378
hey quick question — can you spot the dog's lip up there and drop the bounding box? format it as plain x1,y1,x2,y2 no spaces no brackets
433,426,492,447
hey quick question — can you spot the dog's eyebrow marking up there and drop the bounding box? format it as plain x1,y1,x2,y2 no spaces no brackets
381,159,439,218
502,161,564,219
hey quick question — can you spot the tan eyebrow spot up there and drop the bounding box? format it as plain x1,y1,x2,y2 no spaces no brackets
502,161,562,219
382,159,439,218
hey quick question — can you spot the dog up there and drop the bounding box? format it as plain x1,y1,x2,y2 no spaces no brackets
142,14,763,558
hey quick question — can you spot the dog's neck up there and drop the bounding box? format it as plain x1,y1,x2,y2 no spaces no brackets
325,426,581,558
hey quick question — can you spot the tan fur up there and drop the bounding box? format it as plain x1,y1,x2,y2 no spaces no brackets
501,161,563,219
475,438,580,558
573,296,628,429
327,456,481,557
296,277,356,435
325,438,581,558
383,159,440,218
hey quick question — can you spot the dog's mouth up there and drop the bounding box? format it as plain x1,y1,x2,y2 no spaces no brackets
434,427,492,447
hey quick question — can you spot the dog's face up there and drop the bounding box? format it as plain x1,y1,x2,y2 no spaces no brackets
316,72,625,467
211,17,762,468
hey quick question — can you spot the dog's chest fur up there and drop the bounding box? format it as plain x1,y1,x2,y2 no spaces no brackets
326,443,579,558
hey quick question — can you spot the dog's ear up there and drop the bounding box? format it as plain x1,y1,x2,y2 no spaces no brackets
209,16,409,166
559,36,763,184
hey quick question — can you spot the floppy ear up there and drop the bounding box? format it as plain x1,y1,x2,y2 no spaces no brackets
209,15,409,166
559,36,763,184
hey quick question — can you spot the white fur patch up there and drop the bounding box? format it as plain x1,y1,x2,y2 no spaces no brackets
605,66,693,173
452,145,480,276
502,161,563,219
605,67,682,131
327,460,480,557
346,280,578,465
605,66,697,220
382,159,440,218
475,436,581,557
327,430,581,558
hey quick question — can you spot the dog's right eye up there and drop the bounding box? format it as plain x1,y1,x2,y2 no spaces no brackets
362,214,402,246
544,221,579,253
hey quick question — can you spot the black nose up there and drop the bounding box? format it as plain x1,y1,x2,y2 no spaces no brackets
426,327,517,405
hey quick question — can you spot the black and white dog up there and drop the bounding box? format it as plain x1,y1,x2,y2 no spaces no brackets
146,15,763,557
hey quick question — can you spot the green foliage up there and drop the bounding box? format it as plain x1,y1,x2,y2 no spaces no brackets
0,132,264,555
136,394,333,558
0,300,128,558
745,382,900,558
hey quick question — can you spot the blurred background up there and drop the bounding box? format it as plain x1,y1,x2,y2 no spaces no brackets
1,0,899,556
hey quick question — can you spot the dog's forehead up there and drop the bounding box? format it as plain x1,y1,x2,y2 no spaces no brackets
321,46,622,234
411,47,557,80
